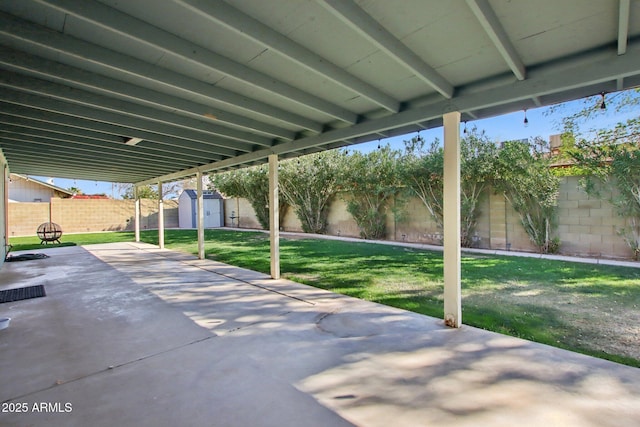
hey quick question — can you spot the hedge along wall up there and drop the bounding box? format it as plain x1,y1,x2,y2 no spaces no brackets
8,198,178,237
223,176,636,260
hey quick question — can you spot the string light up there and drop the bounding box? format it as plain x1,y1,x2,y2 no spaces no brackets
377,139,381,149
463,121,468,134
599,92,607,110
523,109,529,127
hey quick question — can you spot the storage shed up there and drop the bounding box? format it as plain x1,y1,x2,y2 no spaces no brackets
178,190,224,229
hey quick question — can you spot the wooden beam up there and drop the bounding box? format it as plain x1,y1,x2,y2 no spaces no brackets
268,154,280,279
197,171,205,259
158,182,165,249
443,111,461,328
134,186,140,243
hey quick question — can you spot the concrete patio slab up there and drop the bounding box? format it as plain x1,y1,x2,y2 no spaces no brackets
1,242,639,427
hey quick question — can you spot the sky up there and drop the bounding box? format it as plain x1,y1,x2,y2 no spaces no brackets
34,90,638,199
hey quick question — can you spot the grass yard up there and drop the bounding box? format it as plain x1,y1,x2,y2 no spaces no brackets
8,231,136,252
9,228,640,367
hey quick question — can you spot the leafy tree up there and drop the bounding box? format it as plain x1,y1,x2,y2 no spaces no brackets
547,89,639,132
280,150,346,234
210,165,288,230
118,179,193,200
460,129,499,246
550,88,640,258
67,186,83,195
493,139,560,253
401,128,498,247
121,184,159,200
339,145,402,239
567,122,640,259
401,136,444,232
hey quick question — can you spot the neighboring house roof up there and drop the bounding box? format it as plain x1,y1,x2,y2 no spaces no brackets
181,189,223,200
70,194,110,199
9,173,74,197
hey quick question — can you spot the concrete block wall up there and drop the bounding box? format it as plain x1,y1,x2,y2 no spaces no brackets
8,199,178,237
324,197,360,237
223,198,261,230
8,202,50,237
488,191,507,250
281,203,304,233
556,177,629,258
393,196,441,244
222,175,636,260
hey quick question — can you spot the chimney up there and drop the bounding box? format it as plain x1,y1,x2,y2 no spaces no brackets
549,134,562,154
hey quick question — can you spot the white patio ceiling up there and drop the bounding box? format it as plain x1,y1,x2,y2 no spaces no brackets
0,0,639,184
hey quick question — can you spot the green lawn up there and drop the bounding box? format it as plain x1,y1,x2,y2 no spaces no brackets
8,231,136,252
9,229,640,367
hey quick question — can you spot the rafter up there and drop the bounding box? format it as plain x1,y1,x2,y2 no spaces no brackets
0,121,198,166
137,40,640,185
0,134,186,172
320,0,454,99
466,0,526,80
30,1,358,124
0,72,269,151
0,47,297,140
0,104,235,160
0,13,323,133
618,0,631,55
0,92,242,160
176,0,399,112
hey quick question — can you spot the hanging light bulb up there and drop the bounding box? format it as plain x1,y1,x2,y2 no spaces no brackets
523,109,529,127
377,139,381,150
599,92,606,110
463,121,468,134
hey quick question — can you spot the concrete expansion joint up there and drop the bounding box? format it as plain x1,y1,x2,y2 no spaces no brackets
243,281,316,306
225,310,295,334
1,334,218,405
135,243,317,306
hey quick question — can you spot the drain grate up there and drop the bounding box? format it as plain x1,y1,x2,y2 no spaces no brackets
0,285,46,303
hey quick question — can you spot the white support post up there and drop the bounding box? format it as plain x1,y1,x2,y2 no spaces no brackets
134,186,140,243
443,111,462,328
196,171,205,260
158,182,165,249
268,154,280,279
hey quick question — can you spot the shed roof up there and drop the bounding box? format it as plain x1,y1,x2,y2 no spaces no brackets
181,189,223,200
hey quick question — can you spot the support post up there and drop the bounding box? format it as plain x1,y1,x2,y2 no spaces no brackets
196,171,205,260
134,186,140,243
3,163,8,262
158,182,165,249
268,154,280,279
443,111,462,327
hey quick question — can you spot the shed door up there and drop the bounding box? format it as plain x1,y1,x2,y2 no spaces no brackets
204,200,221,228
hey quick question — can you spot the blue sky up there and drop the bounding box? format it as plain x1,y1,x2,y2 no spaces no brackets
35,91,638,199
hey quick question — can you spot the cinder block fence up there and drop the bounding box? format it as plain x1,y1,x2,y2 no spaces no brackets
224,176,636,260
8,198,178,237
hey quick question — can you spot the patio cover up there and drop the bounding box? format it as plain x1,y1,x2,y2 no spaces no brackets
0,0,638,183
1,0,640,325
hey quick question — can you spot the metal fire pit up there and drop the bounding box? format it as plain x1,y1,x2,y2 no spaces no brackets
37,222,63,244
